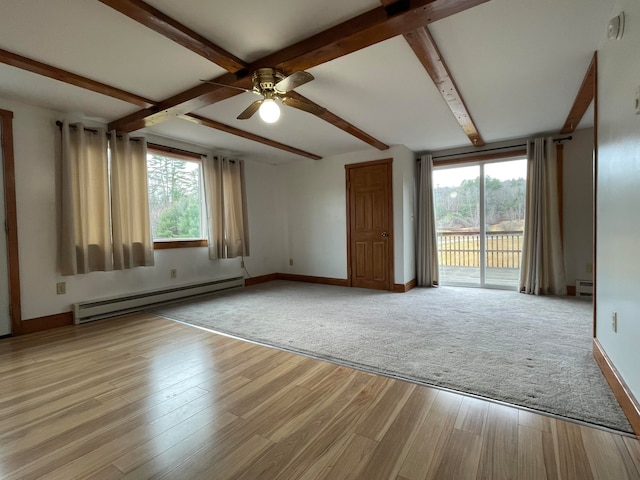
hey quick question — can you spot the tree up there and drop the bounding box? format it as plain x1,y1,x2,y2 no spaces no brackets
457,177,480,228
434,174,526,231
147,154,202,239
485,175,504,225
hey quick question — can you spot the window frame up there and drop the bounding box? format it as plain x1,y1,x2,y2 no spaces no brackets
146,145,207,250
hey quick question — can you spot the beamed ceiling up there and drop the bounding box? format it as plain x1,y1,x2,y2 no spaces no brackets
0,0,614,164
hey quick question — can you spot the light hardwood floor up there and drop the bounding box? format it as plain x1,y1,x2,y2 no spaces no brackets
1,313,638,480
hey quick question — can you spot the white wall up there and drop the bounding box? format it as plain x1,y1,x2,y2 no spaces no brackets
0,95,417,325
563,127,594,287
281,145,416,285
400,149,417,284
596,0,640,401
0,97,281,321
243,160,287,277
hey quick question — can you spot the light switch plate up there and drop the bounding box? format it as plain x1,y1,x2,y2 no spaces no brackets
607,12,625,40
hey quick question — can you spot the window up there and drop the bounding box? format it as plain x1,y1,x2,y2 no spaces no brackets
146,149,206,247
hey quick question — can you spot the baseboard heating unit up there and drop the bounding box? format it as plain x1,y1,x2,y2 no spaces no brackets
575,279,594,299
73,276,244,324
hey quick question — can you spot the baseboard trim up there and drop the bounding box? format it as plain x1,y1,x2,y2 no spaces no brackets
20,312,74,334
25,273,344,334
18,272,359,334
593,338,640,436
247,273,418,292
393,278,417,293
277,273,349,287
244,273,279,287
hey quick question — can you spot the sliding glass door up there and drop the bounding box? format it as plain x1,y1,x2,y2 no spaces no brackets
433,158,527,289
434,165,481,286
483,160,527,287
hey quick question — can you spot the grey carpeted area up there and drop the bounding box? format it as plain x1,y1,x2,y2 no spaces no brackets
150,280,632,433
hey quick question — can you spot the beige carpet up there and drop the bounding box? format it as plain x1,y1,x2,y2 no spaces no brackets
150,280,632,433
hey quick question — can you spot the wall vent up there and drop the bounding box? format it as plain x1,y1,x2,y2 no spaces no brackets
73,276,244,324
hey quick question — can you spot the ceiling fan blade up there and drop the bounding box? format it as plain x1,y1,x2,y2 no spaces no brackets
281,96,326,116
237,100,263,120
199,80,255,94
274,71,314,93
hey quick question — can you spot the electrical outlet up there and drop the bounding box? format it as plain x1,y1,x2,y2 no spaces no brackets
289,258,293,266
56,282,66,295
611,311,617,333
170,269,177,279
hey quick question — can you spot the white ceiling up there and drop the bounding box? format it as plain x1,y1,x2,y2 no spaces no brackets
0,0,615,164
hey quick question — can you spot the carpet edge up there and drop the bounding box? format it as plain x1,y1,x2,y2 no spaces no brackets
151,309,634,435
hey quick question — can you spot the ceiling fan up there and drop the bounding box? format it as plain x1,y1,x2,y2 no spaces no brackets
202,68,326,123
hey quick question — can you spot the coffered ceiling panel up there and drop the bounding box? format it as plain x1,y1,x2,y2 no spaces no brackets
0,0,226,100
428,0,613,142
0,0,616,162
145,0,380,62
0,64,137,122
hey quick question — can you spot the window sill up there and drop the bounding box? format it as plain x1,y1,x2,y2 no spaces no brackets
153,239,208,250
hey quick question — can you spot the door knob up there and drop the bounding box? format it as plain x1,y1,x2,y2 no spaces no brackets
380,232,389,237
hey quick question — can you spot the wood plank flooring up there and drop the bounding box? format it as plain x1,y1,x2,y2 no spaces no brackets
0,312,638,480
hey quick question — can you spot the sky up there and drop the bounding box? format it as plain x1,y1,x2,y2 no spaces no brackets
433,159,527,188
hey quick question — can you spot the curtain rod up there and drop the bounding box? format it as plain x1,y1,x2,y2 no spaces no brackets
147,146,237,162
55,121,232,160
55,120,141,143
421,135,573,161
147,142,204,159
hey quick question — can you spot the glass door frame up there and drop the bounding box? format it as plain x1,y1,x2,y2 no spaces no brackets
434,156,526,290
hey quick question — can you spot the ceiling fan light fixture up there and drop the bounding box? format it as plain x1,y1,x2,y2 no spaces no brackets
258,98,280,123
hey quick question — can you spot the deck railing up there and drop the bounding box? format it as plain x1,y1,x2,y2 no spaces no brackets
437,231,523,269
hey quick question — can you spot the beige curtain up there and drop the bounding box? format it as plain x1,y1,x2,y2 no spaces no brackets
519,137,566,295
202,155,250,260
59,122,112,275
110,132,154,269
416,154,439,286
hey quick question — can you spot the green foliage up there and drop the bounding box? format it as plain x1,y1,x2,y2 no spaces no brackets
435,175,526,231
147,154,202,239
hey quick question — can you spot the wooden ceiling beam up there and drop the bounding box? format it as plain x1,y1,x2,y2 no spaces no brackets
109,74,246,131
97,0,246,73
101,0,396,151
560,52,597,134
257,0,489,74
108,70,388,149
108,0,490,133
181,114,322,160
0,47,316,159
403,26,485,146
0,48,155,108
286,92,389,150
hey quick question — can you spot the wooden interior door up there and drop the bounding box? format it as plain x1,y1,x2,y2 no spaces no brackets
0,122,9,335
346,159,393,290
